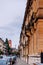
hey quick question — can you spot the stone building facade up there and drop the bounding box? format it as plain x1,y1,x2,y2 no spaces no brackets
19,0,43,64
0,38,6,53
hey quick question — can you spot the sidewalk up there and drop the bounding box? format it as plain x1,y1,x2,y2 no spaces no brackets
15,58,29,65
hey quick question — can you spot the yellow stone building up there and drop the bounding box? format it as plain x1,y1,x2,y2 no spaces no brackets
19,0,43,64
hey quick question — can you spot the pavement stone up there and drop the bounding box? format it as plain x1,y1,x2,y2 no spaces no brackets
14,58,29,65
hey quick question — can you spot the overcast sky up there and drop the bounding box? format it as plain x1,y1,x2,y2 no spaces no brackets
0,0,26,48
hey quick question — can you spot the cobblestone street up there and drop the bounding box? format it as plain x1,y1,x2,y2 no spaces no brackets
14,58,29,65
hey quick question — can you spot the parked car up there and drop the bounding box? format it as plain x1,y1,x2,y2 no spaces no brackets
12,55,17,64
0,55,3,59
0,55,8,65
6,57,12,65
6,55,17,65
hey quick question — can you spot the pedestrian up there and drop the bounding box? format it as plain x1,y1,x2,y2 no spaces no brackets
10,58,12,65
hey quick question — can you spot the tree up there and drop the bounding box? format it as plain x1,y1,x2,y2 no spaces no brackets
5,38,11,55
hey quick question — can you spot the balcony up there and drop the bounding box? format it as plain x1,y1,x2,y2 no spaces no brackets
25,30,31,37
25,25,31,37
33,8,43,19
36,0,43,18
38,8,43,18
20,43,24,47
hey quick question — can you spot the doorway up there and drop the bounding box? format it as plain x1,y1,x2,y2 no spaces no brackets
41,52,43,63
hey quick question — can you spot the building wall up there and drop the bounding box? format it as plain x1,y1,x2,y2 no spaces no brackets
20,0,43,64
23,47,26,56
25,45,28,55
8,40,12,48
33,29,37,54
28,19,43,55
0,39,5,52
29,35,34,55
37,19,43,53
21,46,23,56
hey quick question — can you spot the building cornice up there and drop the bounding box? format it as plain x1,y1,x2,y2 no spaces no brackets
22,0,33,30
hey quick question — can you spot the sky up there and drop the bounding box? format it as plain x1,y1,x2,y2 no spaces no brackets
0,0,26,48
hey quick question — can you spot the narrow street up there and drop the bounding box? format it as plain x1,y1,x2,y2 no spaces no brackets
14,58,29,65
